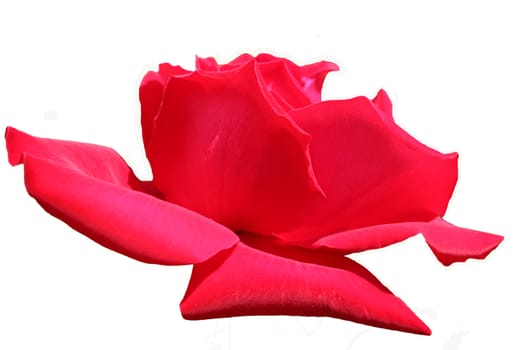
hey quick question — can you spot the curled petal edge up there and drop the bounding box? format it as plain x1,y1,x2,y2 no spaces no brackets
313,217,503,266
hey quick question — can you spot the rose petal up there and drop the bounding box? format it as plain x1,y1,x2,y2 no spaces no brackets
423,217,504,265
147,60,324,234
286,59,340,103
314,217,503,266
255,53,339,104
180,234,431,335
195,56,219,71
372,89,393,118
275,95,458,241
5,127,238,265
196,53,254,72
140,64,191,150
196,53,339,105
257,60,312,110
228,53,257,66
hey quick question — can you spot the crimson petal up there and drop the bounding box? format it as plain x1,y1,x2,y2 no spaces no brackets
140,63,191,150
147,61,324,234
196,54,254,72
287,59,340,103
180,234,431,335
314,217,503,266
195,56,219,71
255,53,339,104
5,127,238,265
257,60,313,110
196,53,339,105
275,95,458,242
372,89,394,119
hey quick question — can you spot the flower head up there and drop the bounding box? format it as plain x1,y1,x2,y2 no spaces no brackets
5,53,503,335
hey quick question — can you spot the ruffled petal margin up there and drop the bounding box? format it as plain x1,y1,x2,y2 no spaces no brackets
255,53,339,104
5,127,238,265
180,234,431,335
195,53,339,106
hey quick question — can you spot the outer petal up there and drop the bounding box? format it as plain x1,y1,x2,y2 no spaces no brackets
275,95,458,242
147,61,324,234
5,127,238,265
139,63,191,150
180,234,431,335
313,217,503,266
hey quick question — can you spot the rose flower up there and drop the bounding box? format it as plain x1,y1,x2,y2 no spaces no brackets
5,53,503,335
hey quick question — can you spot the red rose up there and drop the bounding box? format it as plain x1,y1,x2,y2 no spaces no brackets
5,53,502,335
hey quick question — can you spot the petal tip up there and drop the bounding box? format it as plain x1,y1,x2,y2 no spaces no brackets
445,151,459,160
328,61,340,72
426,217,505,266
5,126,25,166
420,323,432,336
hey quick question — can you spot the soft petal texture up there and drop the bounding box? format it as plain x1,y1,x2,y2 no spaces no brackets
140,63,191,150
5,52,504,338
253,53,339,104
195,53,252,72
372,89,393,119
195,53,339,107
5,127,238,265
275,57,339,104
313,217,504,266
257,60,312,111
275,94,458,242
147,61,324,234
180,234,431,335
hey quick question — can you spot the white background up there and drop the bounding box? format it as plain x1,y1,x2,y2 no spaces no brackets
1,1,523,349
